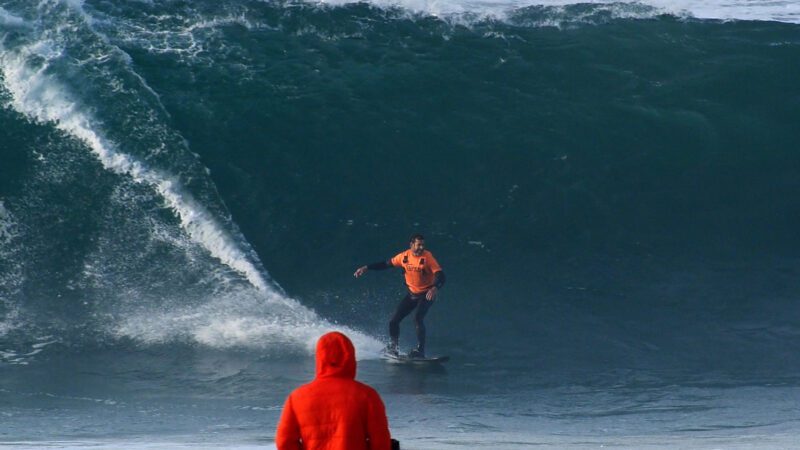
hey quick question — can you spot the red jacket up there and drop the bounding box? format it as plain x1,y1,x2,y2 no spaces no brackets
276,332,392,450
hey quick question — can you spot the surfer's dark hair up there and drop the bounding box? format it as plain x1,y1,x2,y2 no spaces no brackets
409,233,425,243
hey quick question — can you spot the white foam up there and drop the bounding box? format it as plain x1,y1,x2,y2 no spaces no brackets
0,336,59,364
0,201,17,247
0,442,272,450
0,41,272,295
94,11,267,60
0,7,29,28
0,31,383,356
112,288,384,358
306,0,800,23
0,201,22,338
0,321,12,338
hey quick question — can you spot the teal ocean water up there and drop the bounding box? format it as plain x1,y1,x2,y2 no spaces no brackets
1,0,800,448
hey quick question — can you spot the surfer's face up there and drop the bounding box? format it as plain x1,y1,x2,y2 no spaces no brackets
410,239,425,256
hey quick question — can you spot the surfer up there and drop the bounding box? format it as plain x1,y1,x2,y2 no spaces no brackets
354,234,445,358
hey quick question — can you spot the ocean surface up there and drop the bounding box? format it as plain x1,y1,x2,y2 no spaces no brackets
2,0,800,448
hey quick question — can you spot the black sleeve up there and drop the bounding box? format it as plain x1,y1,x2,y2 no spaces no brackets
367,260,392,270
434,271,445,289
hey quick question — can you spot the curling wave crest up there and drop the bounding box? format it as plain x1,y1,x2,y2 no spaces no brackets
0,1,382,357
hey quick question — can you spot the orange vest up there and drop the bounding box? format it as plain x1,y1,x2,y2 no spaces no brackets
390,250,442,295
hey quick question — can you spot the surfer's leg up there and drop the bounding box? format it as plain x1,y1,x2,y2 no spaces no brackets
389,294,416,349
412,297,433,354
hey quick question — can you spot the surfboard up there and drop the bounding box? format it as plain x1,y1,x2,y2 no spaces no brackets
382,352,449,364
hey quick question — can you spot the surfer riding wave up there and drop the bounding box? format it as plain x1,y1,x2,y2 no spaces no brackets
354,234,445,358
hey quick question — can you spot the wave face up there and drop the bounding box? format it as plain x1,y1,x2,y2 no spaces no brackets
1,0,800,377
0,0,383,359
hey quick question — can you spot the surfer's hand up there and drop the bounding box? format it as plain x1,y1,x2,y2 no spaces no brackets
354,266,368,278
426,287,438,301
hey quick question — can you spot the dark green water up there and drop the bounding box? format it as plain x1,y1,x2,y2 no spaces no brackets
1,0,800,447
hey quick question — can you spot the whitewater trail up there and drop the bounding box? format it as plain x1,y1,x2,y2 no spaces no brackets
0,3,383,357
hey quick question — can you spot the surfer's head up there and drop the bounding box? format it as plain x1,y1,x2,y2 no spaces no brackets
409,234,425,256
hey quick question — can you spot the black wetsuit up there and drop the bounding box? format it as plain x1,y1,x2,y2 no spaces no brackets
389,291,434,352
367,260,445,353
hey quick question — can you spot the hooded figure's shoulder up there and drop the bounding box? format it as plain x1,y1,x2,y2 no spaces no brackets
342,379,384,405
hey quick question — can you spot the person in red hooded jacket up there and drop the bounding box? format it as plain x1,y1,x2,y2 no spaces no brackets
276,331,393,450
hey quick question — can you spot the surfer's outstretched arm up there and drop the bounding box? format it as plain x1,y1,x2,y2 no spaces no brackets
353,260,393,277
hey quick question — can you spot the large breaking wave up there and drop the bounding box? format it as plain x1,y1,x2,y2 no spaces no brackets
0,1,382,359
1,0,799,374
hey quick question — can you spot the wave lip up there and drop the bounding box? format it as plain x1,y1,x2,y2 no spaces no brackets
303,0,800,23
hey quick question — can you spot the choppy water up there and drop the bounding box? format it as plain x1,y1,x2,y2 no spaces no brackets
2,0,800,447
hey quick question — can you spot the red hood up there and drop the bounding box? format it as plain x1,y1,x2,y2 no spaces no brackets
315,332,357,380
